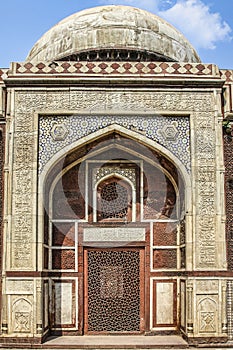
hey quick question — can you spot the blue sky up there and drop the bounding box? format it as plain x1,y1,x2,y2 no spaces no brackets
0,0,232,69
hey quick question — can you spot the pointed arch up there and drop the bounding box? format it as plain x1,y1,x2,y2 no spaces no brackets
94,173,136,222
38,124,192,271
39,123,191,210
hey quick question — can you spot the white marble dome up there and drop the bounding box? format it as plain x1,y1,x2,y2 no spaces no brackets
27,5,201,63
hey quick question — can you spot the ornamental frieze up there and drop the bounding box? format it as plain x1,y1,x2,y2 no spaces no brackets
39,114,190,173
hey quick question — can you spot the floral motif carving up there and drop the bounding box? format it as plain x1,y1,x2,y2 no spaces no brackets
14,312,30,332
12,298,32,333
50,123,68,141
200,312,215,332
198,297,217,334
159,122,179,141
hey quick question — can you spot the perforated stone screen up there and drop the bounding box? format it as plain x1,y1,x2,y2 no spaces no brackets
87,250,141,333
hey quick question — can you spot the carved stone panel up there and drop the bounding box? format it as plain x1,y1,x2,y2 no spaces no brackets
193,93,219,269
10,297,33,334
6,280,34,295
83,227,145,242
197,296,218,334
153,279,176,328
39,114,190,173
191,279,228,338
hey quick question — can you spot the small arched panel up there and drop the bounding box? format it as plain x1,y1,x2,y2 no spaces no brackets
96,176,133,222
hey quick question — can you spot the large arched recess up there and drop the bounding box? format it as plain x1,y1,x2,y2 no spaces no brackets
39,124,191,218
38,125,192,334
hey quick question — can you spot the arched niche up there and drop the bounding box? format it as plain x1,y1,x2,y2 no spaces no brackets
41,131,188,270
95,174,135,222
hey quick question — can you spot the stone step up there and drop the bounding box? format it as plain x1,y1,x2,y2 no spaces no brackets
0,335,189,349
2,335,233,349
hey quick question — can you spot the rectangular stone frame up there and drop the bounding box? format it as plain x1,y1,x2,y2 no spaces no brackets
1,86,227,341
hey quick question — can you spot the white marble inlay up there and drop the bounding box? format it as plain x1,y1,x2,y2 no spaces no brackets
55,283,72,325
44,283,49,328
83,227,145,241
156,282,174,325
181,281,185,327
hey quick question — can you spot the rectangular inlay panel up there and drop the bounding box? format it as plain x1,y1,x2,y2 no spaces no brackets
54,282,73,325
153,280,177,327
83,227,145,242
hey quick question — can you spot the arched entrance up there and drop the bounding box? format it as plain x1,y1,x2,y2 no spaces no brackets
42,132,187,335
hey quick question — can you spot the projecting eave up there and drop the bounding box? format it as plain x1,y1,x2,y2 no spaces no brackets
3,76,225,90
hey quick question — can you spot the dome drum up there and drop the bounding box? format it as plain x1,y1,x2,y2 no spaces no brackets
58,48,175,62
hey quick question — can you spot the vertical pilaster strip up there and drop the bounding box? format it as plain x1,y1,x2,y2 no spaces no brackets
187,281,193,333
36,279,43,335
222,281,228,333
194,95,217,269
227,281,233,339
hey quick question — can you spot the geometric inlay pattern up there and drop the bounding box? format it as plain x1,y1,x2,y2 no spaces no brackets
93,167,136,189
39,115,190,173
14,61,215,76
87,250,140,332
50,123,68,141
100,182,128,220
227,280,233,339
220,69,233,83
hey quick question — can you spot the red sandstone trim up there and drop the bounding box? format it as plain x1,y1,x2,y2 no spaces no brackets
10,61,218,77
221,69,233,82
5,270,233,277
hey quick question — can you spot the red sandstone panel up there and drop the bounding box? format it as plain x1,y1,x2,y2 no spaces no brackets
52,249,75,270
44,248,49,269
52,222,75,246
153,222,177,246
153,249,177,269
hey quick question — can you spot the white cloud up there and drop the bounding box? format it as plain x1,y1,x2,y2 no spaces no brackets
98,0,232,50
159,0,232,49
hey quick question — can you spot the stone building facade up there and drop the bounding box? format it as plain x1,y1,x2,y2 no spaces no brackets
0,5,233,346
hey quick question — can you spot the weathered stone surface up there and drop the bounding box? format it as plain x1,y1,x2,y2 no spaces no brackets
26,6,200,63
